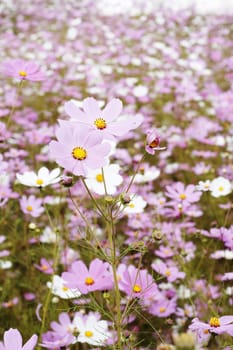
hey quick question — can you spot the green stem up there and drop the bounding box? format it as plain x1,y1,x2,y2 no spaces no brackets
6,80,24,128
108,207,122,350
80,177,109,222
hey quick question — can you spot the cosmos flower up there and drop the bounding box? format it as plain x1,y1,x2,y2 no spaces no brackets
145,128,165,154
84,164,123,195
209,176,232,198
152,261,185,283
20,195,44,218
62,258,113,294
0,328,37,350
73,312,111,346
165,182,202,205
49,124,111,177
16,167,61,187
189,315,233,339
47,275,82,299
118,265,158,299
63,97,143,140
122,194,147,214
2,59,46,81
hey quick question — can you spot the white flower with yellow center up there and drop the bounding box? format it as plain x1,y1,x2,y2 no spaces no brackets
84,164,123,195
47,275,81,299
196,180,211,192
134,165,160,183
16,166,61,187
209,176,232,198
73,313,110,346
123,194,147,214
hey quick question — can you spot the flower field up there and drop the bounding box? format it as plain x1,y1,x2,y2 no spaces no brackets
0,1,233,349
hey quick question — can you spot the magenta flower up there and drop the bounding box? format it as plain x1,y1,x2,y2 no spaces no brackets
2,59,46,81
49,124,111,177
145,128,165,154
63,97,143,140
118,265,158,299
62,258,113,294
20,195,44,218
189,316,233,339
0,328,37,350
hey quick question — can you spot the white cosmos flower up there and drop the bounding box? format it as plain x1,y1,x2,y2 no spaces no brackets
209,176,232,198
196,180,211,192
16,166,61,187
84,164,123,195
47,275,81,299
40,227,57,243
134,165,160,183
73,313,111,346
123,194,147,214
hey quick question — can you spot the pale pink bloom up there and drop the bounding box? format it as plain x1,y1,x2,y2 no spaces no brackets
2,59,46,81
145,128,165,154
63,97,143,140
49,124,111,177
62,258,113,294
118,265,158,299
20,195,44,218
0,328,37,350
189,315,233,339
152,261,185,283
34,258,54,274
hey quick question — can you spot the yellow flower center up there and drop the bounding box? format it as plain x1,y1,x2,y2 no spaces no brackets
72,147,87,160
62,286,69,291
94,118,107,130
209,317,220,327
128,203,135,208
41,265,48,271
218,186,224,192
36,179,44,186
159,307,166,313
179,193,187,200
85,330,93,337
19,70,27,77
133,284,141,293
85,277,95,285
165,269,171,277
96,174,103,182
26,205,33,212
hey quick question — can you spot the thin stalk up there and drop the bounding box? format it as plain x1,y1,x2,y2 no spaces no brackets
108,207,122,350
6,80,24,128
80,177,109,222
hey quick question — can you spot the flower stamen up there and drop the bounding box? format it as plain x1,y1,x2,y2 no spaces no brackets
94,118,107,130
72,147,87,160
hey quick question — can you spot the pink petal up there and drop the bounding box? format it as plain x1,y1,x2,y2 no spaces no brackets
102,99,123,122
83,97,101,121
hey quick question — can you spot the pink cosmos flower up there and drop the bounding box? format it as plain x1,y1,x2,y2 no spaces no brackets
34,258,54,274
63,97,143,140
165,182,202,205
62,258,113,294
20,195,44,218
0,328,37,350
2,59,46,81
189,316,233,340
152,261,185,283
118,265,158,299
145,128,165,154
49,124,111,177
149,297,177,318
